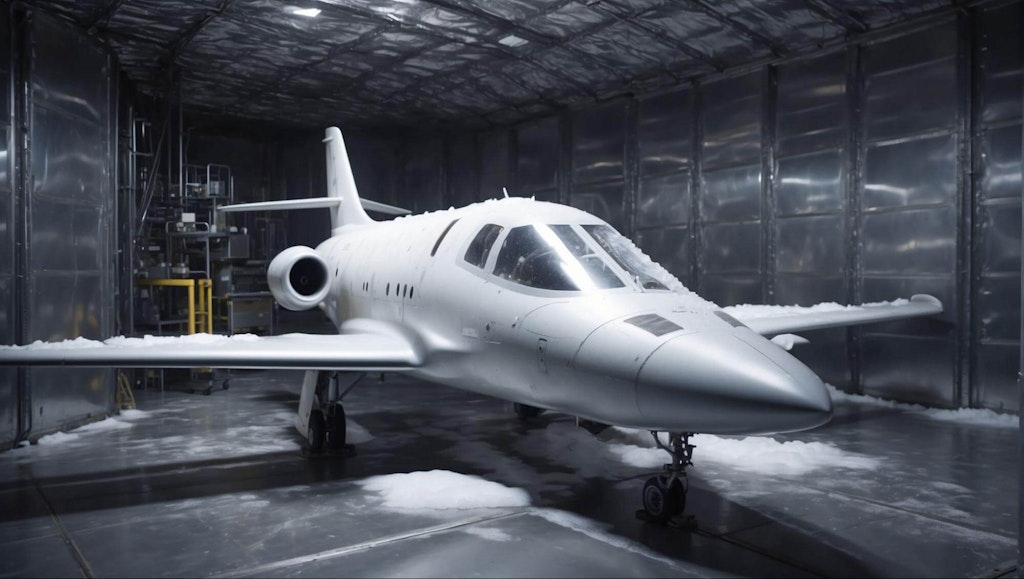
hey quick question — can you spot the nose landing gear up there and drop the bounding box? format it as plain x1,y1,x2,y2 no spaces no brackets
639,432,695,525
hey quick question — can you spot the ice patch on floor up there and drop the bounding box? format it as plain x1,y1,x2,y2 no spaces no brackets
462,525,515,542
533,508,685,569
356,470,530,510
607,428,879,476
828,385,1018,428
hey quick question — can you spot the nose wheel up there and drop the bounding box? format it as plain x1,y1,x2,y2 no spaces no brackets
639,432,694,524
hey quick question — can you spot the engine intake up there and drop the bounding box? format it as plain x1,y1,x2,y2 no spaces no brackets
267,246,330,311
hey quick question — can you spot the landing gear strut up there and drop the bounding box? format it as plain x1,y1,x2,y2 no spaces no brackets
301,371,360,457
640,432,694,524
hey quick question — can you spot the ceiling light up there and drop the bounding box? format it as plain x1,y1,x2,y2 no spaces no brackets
498,34,528,48
291,7,321,17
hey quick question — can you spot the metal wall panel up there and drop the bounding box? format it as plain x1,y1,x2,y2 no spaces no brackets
775,150,843,216
701,72,762,169
448,133,478,208
701,275,761,307
777,215,844,273
571,180,625,232
479,128,510,200
401,138,443,213
863,135,957,209
979,124,1022,201
0,6,12,447
976,344,1018,411
572,101,625,184
978,276,1021,342
703,221,761,273
774,275,846,306
638,88,692,177
26,14,115,436
517,117,559,193
861,208,956,274
977,2,1022,125
637,171,689,228
702,164,761,222
861,335,956,406
978,199,1021,273
637,226,690,285
776,50,846,156
863,23,957,141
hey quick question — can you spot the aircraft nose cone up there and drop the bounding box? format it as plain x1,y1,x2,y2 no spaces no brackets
635,331,832,435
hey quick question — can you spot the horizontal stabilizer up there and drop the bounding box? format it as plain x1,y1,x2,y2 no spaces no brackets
729,294,943,336
218,197,410,215
0,332,423,371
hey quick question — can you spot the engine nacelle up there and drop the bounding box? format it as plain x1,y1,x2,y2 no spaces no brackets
267,246,331,311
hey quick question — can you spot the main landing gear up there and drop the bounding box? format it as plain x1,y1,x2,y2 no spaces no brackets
301,371,361,457
639,432,695,525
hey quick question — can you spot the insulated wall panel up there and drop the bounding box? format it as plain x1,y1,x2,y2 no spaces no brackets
862,23,957,141
858,20,959,406
479,129,510,200
638,88,691,177
702,164,761,222
776,50,846,156
571,180,625,233
27,14,114,435
777,215,844,273
572,101,625,184
517,117,559,194
448,133,478,208
973,1,1020,411
400,138,443,213
775,150,843,216
637,226,690,285
701,72,762,169
637,171,689,228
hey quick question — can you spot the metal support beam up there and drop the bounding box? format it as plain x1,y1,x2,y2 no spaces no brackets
801,0,868,34
624,99,639,238
686,0,786,58
844,45,864,393
957,9,976,408
11,4,30,442
84,0,129,34
691,81,704,294
161,0,231,67
761,66,777,304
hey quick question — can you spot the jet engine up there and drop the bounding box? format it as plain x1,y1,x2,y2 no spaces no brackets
267,246,331,311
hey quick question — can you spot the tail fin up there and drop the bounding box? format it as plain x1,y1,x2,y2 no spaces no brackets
324,126,371,228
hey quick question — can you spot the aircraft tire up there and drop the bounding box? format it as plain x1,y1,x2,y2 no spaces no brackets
642,476,684,523
308,410,326,453
326,403,347,451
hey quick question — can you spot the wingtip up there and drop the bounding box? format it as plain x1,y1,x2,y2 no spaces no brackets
910,294,943,312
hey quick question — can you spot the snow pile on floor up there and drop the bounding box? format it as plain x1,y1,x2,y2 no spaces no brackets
607,429,879,476
357,470,530,510
346,419,374,444
34,413,143,445
724,299,908,320
118,409,152,420
828,385,1018,429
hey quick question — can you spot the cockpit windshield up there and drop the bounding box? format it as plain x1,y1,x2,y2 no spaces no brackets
582,224,670,290
493,225,625,291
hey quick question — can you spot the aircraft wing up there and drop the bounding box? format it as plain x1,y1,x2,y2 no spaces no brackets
726,294,943,336
0,332,423,370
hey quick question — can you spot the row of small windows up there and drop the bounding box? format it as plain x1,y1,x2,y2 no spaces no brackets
385,282,414,300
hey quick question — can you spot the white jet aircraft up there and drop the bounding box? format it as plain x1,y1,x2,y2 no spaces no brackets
0,127,943,522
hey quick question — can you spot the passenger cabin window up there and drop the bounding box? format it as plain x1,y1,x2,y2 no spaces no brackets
582,224,669,290
464,224,504,268
493,225,624,291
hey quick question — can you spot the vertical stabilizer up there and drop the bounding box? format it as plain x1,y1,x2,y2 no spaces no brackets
324,126,372,228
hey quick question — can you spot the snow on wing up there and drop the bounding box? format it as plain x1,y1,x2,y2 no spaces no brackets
729,294,943,336
0,332,423,370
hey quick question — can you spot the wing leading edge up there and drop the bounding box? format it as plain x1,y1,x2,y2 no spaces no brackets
0,332,423,371
728,294,943,336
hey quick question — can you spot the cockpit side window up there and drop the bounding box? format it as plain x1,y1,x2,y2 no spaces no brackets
492,225,625,291
464,223,504,269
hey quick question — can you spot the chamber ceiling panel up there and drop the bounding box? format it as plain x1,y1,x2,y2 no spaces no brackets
27,0,967,128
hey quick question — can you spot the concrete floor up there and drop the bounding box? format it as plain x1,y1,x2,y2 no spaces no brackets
0,364,1017,578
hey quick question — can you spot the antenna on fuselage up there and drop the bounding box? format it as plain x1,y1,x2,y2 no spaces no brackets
502,187,510,199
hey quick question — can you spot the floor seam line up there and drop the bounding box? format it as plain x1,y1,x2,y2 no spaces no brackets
209,509,527,577
33,480,95,579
